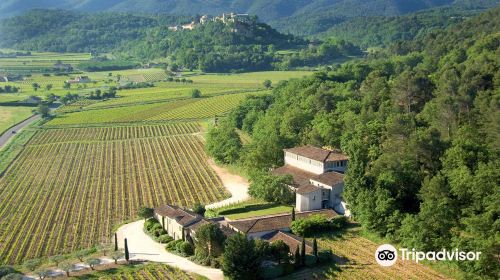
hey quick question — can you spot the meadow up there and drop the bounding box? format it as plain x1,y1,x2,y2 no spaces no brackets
0,106,33,134
0,123,228,263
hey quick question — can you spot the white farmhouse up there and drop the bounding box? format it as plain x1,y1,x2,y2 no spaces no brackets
273,146,349,214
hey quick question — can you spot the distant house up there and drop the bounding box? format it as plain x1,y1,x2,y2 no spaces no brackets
66,76,91,84
273,146,349,213
226,209,337,239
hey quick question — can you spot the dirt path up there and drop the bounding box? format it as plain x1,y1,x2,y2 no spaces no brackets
116,220,223,280
206,159,249,209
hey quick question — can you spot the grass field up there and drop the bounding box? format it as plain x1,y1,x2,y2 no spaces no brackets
74,263,206,280
0,106,33,134
0,123,228,264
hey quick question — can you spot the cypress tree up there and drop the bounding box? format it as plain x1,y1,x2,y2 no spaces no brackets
114,233,118,251
291,207,296,221
294,245,300,267
162,216,165,230
313,238,318,263
124,238,129,262
301,238,306,266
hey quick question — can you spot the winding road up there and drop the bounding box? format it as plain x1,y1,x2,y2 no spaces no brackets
0,114,39,149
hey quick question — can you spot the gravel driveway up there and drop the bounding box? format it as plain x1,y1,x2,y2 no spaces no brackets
116,220,224,280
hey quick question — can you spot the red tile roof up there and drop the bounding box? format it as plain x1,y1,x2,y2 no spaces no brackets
311,172,344,187
296,184,322,195
154,205,202,227
284,146,349,162
227,209,338,234
262,231,313,254
272,165,316,187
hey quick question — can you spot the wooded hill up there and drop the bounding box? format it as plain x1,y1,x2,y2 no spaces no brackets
0,10,362,72
206,7,500,279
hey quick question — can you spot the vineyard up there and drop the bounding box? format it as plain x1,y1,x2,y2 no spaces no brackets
75,263,202,279
48,92,264,126
319,232,449,280
147,92,264,121
0,123,228,264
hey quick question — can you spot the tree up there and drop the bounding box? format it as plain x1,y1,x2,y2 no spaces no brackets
248,172,294,204
58,262,73,277
45,84,53,91
205,120,242,164
32,83,40,91
35,269,50,280
294,245,301,267
0,266,15,278
36,104,50,118
114,233,118,251
63,82,71,89
291,207,296,221
49,255,66,266
85,258,100,270
222,233,261,280
111,251,124,264
23,259,41,272
74,249,90,262
194,223,226,261
124,238,130,262
301,238,306,266
191,88,202,98
137,206,154,220
192,203,206,216
2,273,23,280
313,238,318,263
97,243,111,256
263,80,272,89
270,240,290,264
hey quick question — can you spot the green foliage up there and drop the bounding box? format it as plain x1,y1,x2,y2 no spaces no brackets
270,240,290,264
191,89,202,98
222,233,261,280
23,258,41,272
191,203,206,216
194,223,226,262
36,104,50,118
85,258,100,270
0,266,15,278
137,206,154,220
221,7,500,278
248,172,294,204
205,121,242,164
78,60,138,72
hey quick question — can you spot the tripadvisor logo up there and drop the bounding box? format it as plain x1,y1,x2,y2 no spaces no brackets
375,244,482,267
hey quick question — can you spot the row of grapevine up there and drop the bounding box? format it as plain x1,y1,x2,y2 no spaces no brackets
0,127,227,264
31,123,200,144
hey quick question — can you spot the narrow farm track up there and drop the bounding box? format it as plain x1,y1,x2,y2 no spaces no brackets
0,123,229,264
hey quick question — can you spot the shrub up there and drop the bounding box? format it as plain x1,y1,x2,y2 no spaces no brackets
166,240,184,252
192,203,206,216
291,215,334,237
0,266,15,278
2,273,24,280
180,241,194,256
331,215,348,229
144,218,159,231
153,228,167,237
157,234,173,244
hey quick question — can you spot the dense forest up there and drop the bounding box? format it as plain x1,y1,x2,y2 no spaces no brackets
0,10,362,72
206,7,499,279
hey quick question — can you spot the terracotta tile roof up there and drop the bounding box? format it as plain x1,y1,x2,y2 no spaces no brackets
262,231,313,254
284,146,349,162
272,165,316,187
227,209,338,234
296,184,322,195
154,205,202,227
311,172,344,187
